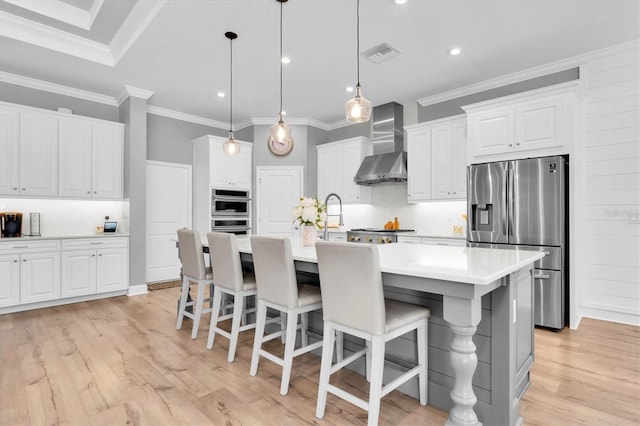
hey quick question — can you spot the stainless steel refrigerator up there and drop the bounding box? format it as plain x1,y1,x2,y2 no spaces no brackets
467,156,568,329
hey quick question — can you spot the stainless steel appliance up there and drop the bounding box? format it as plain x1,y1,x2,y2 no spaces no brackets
0,212,23,237
210,188,251,235
467,156,568,329
347,228,415,244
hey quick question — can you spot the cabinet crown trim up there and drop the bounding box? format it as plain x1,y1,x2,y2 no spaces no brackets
317,136,372,150
404,114,466,131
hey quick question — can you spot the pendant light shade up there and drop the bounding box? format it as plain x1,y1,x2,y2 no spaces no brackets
345,0,371,123
269,0,293,150
223,31,240,156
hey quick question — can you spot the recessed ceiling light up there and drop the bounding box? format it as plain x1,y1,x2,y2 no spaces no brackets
346,86,354,92
281,56,290,64
395,0,408,4
217,91,225,97
449,47,462,56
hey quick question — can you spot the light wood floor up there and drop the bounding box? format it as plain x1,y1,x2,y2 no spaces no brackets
0,288,638,425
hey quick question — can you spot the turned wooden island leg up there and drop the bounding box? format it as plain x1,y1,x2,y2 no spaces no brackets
443,295,483,426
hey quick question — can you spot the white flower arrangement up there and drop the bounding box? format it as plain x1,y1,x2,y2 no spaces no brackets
292,197,327,229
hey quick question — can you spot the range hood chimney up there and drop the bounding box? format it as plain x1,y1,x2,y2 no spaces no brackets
353,102,407,185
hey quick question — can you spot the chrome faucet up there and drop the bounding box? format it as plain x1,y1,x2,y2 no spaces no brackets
323,193,344,241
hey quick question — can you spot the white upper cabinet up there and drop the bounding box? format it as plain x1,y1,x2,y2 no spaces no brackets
317,137,372,204
204,137,252,190
19,110,59,197
406,115,467,201
58,117,124,199
0,102,123,199
463,81,580,162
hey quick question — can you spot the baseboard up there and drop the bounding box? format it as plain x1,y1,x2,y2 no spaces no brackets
128,284,148,296
580,307,640,327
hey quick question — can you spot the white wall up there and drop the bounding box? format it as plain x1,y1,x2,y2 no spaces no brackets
575,40,640,326
326,183,467,237
0,198,129,237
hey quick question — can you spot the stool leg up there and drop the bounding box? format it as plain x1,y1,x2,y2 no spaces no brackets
207,287,223,349
228,292,244,363
191,281,206,339
250,300,267,376
280,310,298,396
280,312,286,344
368,335,385,426
365,339,371,382
336,330,344,362
417,320,428,406
176,276,190,330
316,322,336,419
301,311,308,347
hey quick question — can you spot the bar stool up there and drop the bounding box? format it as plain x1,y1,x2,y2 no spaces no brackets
315,241,430,426
176,229,214,339
206,232,257,362
249,235,325,396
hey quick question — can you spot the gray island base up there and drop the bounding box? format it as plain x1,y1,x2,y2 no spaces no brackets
212,237,543,425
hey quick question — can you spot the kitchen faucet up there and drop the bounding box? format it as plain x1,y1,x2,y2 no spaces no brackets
323,193,344,241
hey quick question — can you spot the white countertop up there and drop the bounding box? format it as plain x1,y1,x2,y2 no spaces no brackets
0,233,129,241
233,236,543,286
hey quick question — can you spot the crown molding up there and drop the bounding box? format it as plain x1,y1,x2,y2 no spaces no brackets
250,117,330,130
0,70,118,106
417,39,640,107
116,85,155,105
3,0,104,31
0,11,114,65
146,105,227,129
110,0,167,64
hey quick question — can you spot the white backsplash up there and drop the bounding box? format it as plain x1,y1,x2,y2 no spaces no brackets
326,183,468,237
0,198,130,236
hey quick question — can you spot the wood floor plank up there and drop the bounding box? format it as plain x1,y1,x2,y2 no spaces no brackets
2,291,638,425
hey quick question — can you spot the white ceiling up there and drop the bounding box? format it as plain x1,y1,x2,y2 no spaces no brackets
0,0,638,127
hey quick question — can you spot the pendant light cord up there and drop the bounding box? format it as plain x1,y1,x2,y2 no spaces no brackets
279,0,283,117
229,36,233,133
356,0,360,87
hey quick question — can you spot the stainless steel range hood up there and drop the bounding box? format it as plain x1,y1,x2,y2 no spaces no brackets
353,102,407,185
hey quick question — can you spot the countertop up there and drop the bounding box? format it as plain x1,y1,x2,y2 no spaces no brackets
324,229,467,240
230,236,543,286
0,233,129,242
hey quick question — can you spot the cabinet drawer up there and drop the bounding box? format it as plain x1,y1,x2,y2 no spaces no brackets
397,236,421,244
421,238,467,247
0,239,60,253
62,237,128,251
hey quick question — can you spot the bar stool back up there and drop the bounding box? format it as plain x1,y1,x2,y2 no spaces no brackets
249,235,324,396
315,241,430,425
176,229,214,339
206,232,257,362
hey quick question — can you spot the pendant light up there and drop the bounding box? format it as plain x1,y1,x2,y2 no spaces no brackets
269,0,293,150
223,31,240,155
345,0,371,123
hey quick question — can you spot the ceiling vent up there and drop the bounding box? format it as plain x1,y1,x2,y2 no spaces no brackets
364,43,401,64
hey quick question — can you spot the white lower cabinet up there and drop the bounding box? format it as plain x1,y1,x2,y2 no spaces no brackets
62,238,129,297
0,240,61,307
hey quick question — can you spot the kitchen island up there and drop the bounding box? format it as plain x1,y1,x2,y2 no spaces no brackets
198,237,544,426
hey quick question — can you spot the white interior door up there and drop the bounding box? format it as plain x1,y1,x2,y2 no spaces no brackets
256,166,303,235
146,161,191,282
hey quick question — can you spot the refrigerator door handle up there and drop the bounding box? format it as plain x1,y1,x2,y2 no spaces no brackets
507,166,515,238
534,271,551,280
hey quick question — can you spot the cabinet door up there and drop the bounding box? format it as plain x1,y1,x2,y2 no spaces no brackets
232,145,253,189
0,106,20,196
210,139,234,188
469,109,514,157
20,111,58,196
317,144,344,202
343,140,369,203
59,117,92,198
93,123,123,198
406,128,431,201
0,254,20,307
450,119,468,198
431,124,453,199
61,250,97,297
20,252,60,304
515,98,562,151
97,247,128,293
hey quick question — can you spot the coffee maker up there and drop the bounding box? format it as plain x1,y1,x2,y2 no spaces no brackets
0,212,23,237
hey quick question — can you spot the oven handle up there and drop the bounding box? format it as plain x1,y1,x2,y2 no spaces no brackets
211,226,251,231
212,196,252,202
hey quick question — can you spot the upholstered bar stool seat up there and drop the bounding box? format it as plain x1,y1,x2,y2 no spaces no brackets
176,229,215,339
315,241,430,426
206,232,257,362
249,235,326,396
